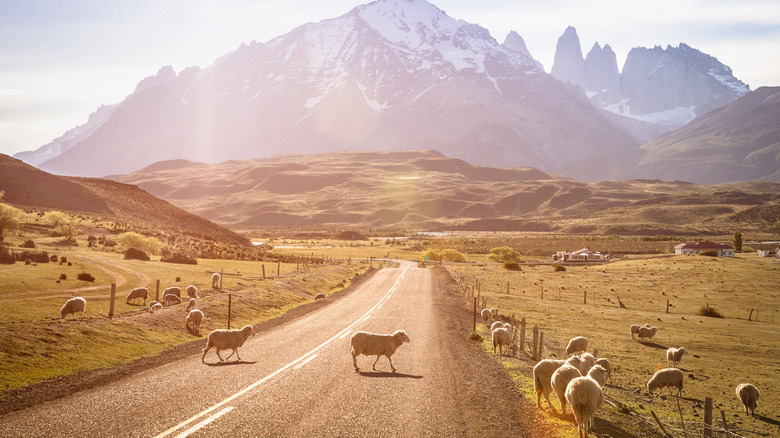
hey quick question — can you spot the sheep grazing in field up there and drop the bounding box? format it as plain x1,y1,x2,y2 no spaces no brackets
638,326,658,342
551,364,583,416
647,368,684,397
163,287,181,298
533,359,566,411
594,358,612,384
314,293,326,301
125,287,148,305
565,365,610,438
492,327,512,356
186,309,204,335
566,336,588,355
164,294,182,306
630,323,651,339
580,352,596,370
150,302,162,312
60,297,86,318
666,347,688,368
202,324,254,363
350,330,410,373
211,273,220,289
186,285,197,299
735,383,760,416
186,298,196,312
565,355,589,376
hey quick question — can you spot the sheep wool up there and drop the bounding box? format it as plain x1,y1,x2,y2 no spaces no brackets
350,330,410,373
533,359,565,411
126,287,148,305
638,326,658,342
164,294,182,306
551,364,583,416
735,383,759,416
186,285,197,299
186,298,196,312
150,302,162,313
630,323,651,339
647,368,684,397
491,327,512,356
211,273,221,289
163,287,181,298
490,320,504,333
314,293,326,301
580,352,596,370
566,369,607,438
566,336,588,355
186,309,204,335
565,355,589,376
202,325,254,363
594,358,612,383
666,347,687,368
481,308,493,324
60,297,86,318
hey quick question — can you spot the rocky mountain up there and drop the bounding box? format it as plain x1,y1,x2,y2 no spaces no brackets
551,27,750,135
16,0,637,177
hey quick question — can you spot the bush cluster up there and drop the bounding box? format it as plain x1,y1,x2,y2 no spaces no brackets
14,250,49,263
20,239,36,248
0,245,15,264
699,305,724,318
161,251,197,265
77,272,95,282
553,264,567,272
123,247,150,261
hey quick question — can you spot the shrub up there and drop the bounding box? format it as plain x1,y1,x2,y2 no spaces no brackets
468,331,483,342
24,258,32,265
503,261,522,271
50,254,58,262
60,256,67,263
699,250,718,257
441,249,467,263
488,246,520,263
0,245,15,264
15,250,49,263
123,247,150,261
77,272,95,282
161,251,197,265
553,264,567,272
59,273,67,280
699,305,724,318
20,239,36,248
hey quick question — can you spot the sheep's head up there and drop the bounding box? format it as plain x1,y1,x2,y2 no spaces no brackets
393,330,410,344
241,325,255,339
588,365,609,387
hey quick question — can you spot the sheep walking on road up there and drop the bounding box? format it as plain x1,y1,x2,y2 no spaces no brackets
211,273,220,290
566,336,588,355
736,383,760,416
551,364,583,416
350,330,410,373
186,309,204,335
647,368,684,397
666,347,688,368
492,327,512,356
60,297,86,318
126,287,148,305
186,285,197,299
202,325,254,363
533,359,565,412
565,365,610,438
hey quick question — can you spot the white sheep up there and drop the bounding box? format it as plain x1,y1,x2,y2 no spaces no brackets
211,273,221,289
492,327,512,356
647,368,684,397
533,359,566,411
566,336,588,355
186,298,196,312
565,355,589,376
638,326,658,342
186,309,204,335
490,320,504,332
551,364,583,416
60,297,86,318
186,285,197,299
594,358,612,384
666,347,687,368
350,330,410,373
735,383,759,416
630,323,651,339
580,352,595,370
164,294,182,306
125,287,148,305
150,302,162,312
202,324,254,363
163,286,181,298
565,365,610,438
314,293,326,301
481,308,494,324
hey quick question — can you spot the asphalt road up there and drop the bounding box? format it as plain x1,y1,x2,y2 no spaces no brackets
0,261,534,437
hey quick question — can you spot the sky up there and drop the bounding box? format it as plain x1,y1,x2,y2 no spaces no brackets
1,0,779,157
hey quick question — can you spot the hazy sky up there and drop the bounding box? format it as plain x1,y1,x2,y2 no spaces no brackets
2,0,779,157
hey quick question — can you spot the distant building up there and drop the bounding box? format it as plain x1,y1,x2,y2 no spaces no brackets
553,247,607,262
757,247,780,257
674,242,734,257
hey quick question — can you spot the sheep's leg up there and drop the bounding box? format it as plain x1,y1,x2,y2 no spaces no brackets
371,355,381,370
543,391,558,413
216,349,225,362
225,349,235,361
235,349,242,362
352,353,359,371
387,355,396,373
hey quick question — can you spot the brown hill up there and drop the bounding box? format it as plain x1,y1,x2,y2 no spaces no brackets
0,154,249,246
108,150,780,234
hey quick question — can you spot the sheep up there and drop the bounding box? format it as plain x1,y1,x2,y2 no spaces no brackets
185,285,197,299
150,302,162,312
481,308,494,324
186,298,196,312
492,327,512,356
202,324,254,363
566,336,588,355
164,294,182,306
666,347,688,368
594,358,612,384
163,286,181,298
490,320,505,332
565,365,610,438
630,323,651,339
186,309,204,335
735,383,759,416
211,273,220,289
314,293,326,301
638,326,658,342
350,330,410,373
60,297,86,318
647,368,684,397
580,352,596,370
551,364,583,416
565,355,589,376
533,359,566,411
125,287,148,305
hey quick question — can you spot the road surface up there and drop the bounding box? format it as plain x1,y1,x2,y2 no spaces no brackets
0,261,535,437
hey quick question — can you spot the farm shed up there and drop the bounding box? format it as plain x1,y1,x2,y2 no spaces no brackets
674,241,734,257
553,247,607,262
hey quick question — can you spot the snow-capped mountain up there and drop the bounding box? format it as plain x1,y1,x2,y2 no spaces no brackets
19,0,637,177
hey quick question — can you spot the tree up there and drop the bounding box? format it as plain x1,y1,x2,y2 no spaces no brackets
117,232,163,255
44,211,80,241
487,246,520,263
733,230,743,252
0,202,24,242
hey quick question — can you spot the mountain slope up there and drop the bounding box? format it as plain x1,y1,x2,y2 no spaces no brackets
20,0,638,177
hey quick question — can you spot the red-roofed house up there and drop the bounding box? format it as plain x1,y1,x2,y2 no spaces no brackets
553,247,607,262
674,242,734,257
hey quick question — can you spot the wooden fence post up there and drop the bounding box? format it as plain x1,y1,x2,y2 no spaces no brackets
520,317,526,353
666,299,670,313
155,279,160,302
540,281,544,299
108,283,116,317
473,296,477,332
220,269,224,292
277,260,281,276
703,396,713,437
532,325,539,361
506,281,510,294
262,264,266,279
539,331,544,359
584,290,587,304
227,292,232,330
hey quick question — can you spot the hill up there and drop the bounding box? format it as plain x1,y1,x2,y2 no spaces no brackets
0,154,249,246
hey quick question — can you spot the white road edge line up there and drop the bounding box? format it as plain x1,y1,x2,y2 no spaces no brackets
294,354,318,369
153,263,410,438
173,406,233,438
